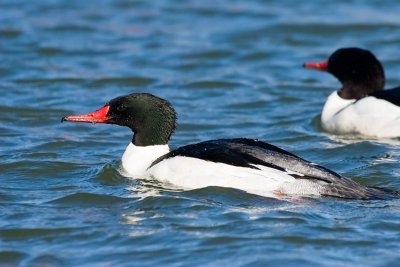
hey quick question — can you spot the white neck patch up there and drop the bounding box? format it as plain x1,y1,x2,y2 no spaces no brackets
120,143,170,178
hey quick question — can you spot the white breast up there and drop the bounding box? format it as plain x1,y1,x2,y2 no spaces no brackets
321,91,400,137
120,143,170,177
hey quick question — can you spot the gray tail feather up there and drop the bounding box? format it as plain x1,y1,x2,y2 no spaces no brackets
322,178,399,200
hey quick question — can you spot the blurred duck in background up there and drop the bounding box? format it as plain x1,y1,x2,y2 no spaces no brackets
304,47,400,138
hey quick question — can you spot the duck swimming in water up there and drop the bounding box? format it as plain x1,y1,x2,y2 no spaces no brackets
62,92,397,199
304,47,400,138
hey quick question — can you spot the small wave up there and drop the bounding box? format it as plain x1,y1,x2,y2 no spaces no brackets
227,99,268,109
48,192,128,205
0,251,28,266
26,254,65,267
183,49,234,60
185,80,243,89
15,77,86,85
0,28,22,38
0,227,75,240
46,24,95,32
89,76,157,87
93,163,127,186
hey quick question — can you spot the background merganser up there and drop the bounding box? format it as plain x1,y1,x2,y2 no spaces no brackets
304,47,400,138
62,93,397,199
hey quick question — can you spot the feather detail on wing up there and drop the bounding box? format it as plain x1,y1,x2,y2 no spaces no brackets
151,138,342,183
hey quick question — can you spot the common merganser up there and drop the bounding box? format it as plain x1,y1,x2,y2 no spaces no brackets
304,47,400,138
62,93,397,199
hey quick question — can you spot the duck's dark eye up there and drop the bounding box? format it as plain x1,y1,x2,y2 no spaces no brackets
117,105,125,112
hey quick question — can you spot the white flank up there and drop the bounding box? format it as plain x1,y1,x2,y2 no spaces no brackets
147,156,323,198
321,91,400,137
120,144,326,197
120,142,169,177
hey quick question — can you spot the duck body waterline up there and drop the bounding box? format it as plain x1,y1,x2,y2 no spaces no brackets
62,93,398,200
321,89,400,137
305,47,400,138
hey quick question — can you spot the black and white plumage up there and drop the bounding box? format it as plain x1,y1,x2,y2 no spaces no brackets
62,93,398,200
304,47,400,137
369,87,400,107
148,138,395,199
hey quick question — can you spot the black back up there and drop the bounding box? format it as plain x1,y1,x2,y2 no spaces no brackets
369,86,400,107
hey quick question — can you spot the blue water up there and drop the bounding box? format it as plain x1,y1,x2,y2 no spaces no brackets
1,1,400,266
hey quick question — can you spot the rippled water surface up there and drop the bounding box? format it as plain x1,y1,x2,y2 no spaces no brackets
1,1,400,266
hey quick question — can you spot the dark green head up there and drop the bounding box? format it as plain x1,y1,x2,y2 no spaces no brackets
62,93,177,146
